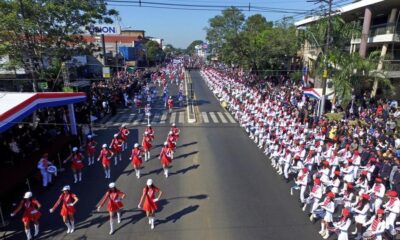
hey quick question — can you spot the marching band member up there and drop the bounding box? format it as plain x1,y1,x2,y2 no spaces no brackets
167,96,174,113
49,185,79,233
119,124,130,151
10,192,41,240
171,123,180,141
282,149,292,180
110,134,123,166
37,153,53,187
97,183,126,235
363,209,386,240
159,142,172,178
97,144,113,179
367,177,385,213
304,178,322,218
85,135,97,166
138,179,163,230
294,167,309,204
167,131,177,159
142,131,152,161
64,147,84,183
331,208,351,240
351,150,361,179
130,143,143,178
146,124,155,142
319,192,335,239
383,190,400,236
351,193,371,239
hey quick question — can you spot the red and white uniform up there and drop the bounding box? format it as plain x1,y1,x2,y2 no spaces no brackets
141,186,160,212
167,135,177,149
18,199,42,223
110,137,123,154
71,153,84,171
159,146,172,166
171,127,180,140
119,128,129,142
99,190,125,213
146,127,155,141
167,98,174,109
52,192,77,216
142,134,152,151
98,148,112,167
86,140,96,155
131,148,143,168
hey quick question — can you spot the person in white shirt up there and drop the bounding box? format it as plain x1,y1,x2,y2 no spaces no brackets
351,193,371,239
363,209,386,240
367,178,386,213
37,153,53,187
332,208,352,240
383,190,400,236
319,192,336,239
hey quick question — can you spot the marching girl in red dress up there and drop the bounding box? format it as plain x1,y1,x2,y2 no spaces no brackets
110,134,123,166
138,179,163,230
64,147,85,183
85,135,97,166
167,96,174,113
159,142,172,178
167,131,177,159
119,124,130,151
10,192,42,240
97,183,126,235
49,185,79,233
142,131,152,161
146,124,155,142
97,144,114,179
130,143,143,179
171,123,180,141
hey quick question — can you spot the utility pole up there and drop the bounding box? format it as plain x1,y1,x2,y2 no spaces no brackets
101,34,107,66
320,0,332,117
115,41,118,70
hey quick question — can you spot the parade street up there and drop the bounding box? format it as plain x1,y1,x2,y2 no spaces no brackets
5,71,319,240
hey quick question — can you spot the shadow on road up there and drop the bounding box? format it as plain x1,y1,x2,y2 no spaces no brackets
166,194,208,201
156,205,199,225
170,164,199,176
174,151,198,160
177,141,198,148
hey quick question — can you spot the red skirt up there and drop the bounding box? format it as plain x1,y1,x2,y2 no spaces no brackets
142,197,157,212
143,142,152,151
87,148,96,155
60,205,76,217
102,157,110,167
161,156,171,166
72,162,84,171
121,135,128,142
107,201,123,212
22,210,41,223
132,157,142,168
112,147,121,154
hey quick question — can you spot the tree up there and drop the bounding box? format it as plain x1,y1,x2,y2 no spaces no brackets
144,40,165,66
0,0,118,90
186,40,203,56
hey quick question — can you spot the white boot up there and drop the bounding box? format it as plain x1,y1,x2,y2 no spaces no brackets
150,217,155,229
137,169,141,179
73,174,78,183
109,219,114,235
107,169,111,179
310,214,314,221
104,170,108,179
70,221,75,233
66,222,71,233
323,231,329,239
144,154,148,162
34,224,39,237
164,169,168,178
147,152,151,160
25,229,32,240
302,204,307,212
117,212,121,224
114,157,118,166
78,172,82,182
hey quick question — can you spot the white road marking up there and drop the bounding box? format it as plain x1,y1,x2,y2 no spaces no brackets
201,112,209,123
217,112,228,123
209,112,219,123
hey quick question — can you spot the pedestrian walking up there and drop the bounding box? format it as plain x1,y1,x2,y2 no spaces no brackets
63,147,84,183
138,179,162,230
97,182,126,235
110,134,123,166
142,131,152,161
10,192,41,240
159,142,172,178
119,124,130,151
85,135,97,166
97,144,113,179
49,185,79,234
37,153,53,187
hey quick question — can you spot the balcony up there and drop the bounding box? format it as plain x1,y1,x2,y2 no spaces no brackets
383,60,400,78
351,23,400,44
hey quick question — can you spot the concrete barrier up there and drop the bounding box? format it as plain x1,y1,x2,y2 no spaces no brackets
185,70,196,123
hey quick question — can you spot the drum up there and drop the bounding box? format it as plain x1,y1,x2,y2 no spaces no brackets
362,231,375,240
313,209,325,219
47,165,57,176
326,226,338,234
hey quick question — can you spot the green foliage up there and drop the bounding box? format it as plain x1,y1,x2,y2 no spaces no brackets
186,40,203,56
144,40,165,65
205,8,298,73
0,0,118,82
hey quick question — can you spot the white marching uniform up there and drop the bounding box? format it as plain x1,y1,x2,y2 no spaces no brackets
364,216,386,240
333,218,351,240
383,197,400,234
37,158,52,187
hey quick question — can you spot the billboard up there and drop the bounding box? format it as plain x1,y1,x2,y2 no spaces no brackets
85,24,121,35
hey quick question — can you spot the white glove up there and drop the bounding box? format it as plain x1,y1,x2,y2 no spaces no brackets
67,203,74,207
49,209,54,213
137,204,141,209
154,198,159,202
10,213,15,217
97,207,101,212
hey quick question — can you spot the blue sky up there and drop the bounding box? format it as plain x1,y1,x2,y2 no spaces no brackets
109,0,318,49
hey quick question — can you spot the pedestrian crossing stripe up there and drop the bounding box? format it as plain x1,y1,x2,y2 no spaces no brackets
217,112,228,123
201,112,209,123
97,111,236,126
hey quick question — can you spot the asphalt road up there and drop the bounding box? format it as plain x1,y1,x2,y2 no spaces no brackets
3,70,320,240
